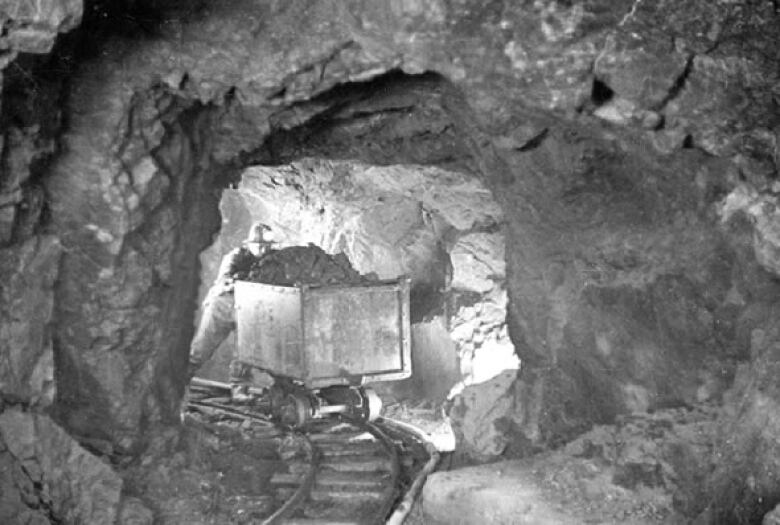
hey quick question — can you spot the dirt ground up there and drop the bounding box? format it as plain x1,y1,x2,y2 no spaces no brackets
122,403,285,524
419,403,720,524
120,395,719,524
119,392,447,524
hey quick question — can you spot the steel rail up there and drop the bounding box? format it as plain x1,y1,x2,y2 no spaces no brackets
381,418,441,525
185,388,432,524
262,431,320,525
338,416,402,525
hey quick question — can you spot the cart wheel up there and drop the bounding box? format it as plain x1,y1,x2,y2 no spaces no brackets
362,387,382,422
268,384,286,414
278,393,312,427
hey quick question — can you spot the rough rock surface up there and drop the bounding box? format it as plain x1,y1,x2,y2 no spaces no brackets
448,233,519,392
492,126,738,445
448,369,518,463
0,125,56,245
0,0,82,55
0,0,82,239
425,404,717,524
700,320,780,523
0,3,776,522
0,408,123,523
765,504,780,525
46,83,222,451
0,235,60,405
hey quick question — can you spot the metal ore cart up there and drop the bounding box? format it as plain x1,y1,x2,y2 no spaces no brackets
233,278,412,424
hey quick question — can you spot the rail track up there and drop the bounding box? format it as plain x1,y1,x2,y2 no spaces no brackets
185,380,438,525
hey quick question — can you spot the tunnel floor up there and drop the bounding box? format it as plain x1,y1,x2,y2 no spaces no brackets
119,384,718,524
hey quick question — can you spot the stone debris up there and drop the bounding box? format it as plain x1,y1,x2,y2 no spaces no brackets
764,504,780,525
244,244,378,287
447,369,518,463
423,403,720,524
118,496,154,525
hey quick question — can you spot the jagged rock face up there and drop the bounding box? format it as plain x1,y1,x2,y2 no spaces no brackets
45,82,222,450
0,0,777,519
499,131,752,439
0,0,82,58
0,408,124,523
703,317,780,523
0,236,60,405
426,404,719,523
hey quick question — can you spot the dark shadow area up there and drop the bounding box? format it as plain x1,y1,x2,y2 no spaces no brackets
240,69,474,175
590,78,615,107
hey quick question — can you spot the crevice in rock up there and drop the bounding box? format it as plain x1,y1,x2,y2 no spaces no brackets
0,48,71,247
516,128,550,152
651,53,694,112
590,78,615,107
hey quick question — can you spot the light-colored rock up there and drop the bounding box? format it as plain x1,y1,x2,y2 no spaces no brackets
423,462,577,525
764,504,780,525
593,97,638,125
719,184,780,278
450,232,505,294
704,324,780,523
0,235,61,405
448,369,518,461
2,0,82,54
428,405,715,523
118,496,154,525
594,31,691,109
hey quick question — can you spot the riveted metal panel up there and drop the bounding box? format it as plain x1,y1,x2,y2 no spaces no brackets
234,281,303,377
234,278,411,388
301,279,411,387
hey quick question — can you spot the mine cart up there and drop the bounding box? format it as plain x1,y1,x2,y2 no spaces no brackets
233,278,412,426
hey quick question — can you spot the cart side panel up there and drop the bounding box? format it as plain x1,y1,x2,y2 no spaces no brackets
234,281,304,379
302,280,411,387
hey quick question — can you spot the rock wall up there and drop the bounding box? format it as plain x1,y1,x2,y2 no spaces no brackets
0,0,83,402
0,408,123,523
702,314,780,523
0,236,60,406
45,77,222,451
25,0,775,451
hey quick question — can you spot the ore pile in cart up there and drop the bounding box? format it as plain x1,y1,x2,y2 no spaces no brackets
233,246,412,427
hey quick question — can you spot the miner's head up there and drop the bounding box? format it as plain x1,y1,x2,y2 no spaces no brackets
244,222,275,256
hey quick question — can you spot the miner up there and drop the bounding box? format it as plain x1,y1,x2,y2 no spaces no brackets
187,221,275,400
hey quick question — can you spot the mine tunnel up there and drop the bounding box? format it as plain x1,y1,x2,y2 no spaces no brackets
1,1,779,524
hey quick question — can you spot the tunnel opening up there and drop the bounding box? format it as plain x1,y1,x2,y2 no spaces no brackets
190,70,516,415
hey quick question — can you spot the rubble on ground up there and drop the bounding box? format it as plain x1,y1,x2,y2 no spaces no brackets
420,403,720,524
